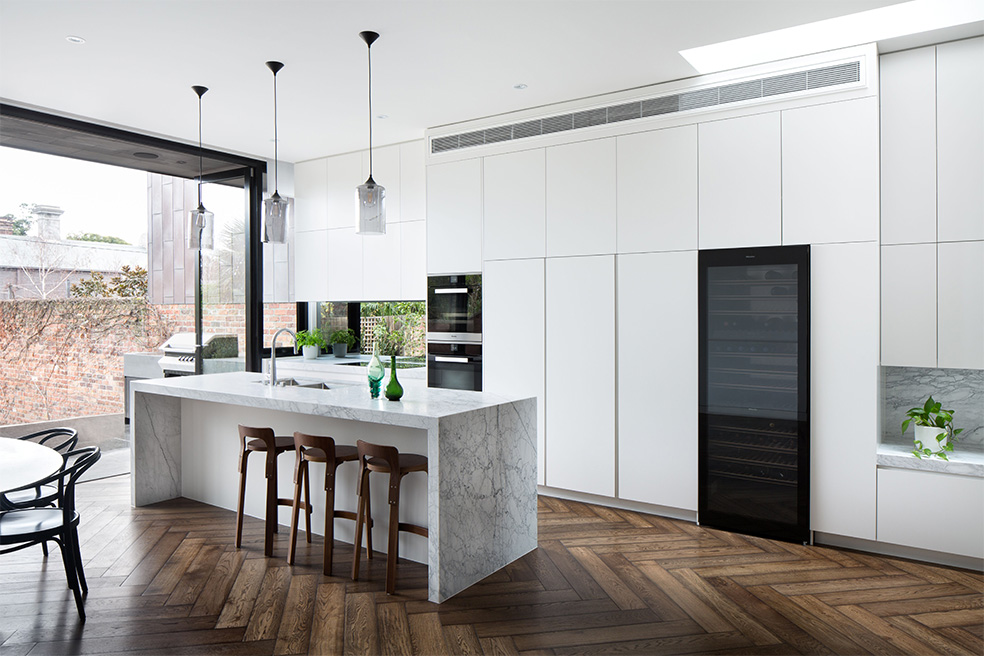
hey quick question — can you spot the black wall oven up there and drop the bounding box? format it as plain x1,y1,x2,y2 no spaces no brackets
427,274,482,343
427,342,482,392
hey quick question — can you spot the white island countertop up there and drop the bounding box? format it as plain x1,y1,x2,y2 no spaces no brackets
132,371,523,429
130,371,537,603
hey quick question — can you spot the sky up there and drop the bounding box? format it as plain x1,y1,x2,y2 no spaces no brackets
0,147,248,248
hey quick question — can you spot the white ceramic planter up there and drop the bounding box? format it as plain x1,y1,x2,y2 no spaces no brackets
302,345,319,360
914,424,949,452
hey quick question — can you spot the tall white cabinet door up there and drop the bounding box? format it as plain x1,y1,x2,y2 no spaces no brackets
938,37,984,242
546,139,617,257
811,242,878,540
325,152,362,229
484,149,546,260
782,98,879,245
327,227,363,301
363,223,402,301
880,47,937,245
400,141,426,223
293,229,328,300
698,113,781,249
617,251,697,510
881,244,938,368
616,126,698,253
938,241,984,370
427,159,483,274
400,221,426,300
484,258,546,485
293,159,328,233
545,255,615,496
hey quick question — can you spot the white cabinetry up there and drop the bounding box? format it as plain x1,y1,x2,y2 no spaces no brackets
401,141,427,223
811,242,878,540
484,258,546,484
327,227,363,301
880,47,937,245
546,139,617,257
782,98,879,245
484,149,546,260
617,251,697,510
881,244,937,368
616,126,697,253
698,113,781,249
427,159,483,274
325,152,362,229
293,229,328,300
938,37,984,242
400,221,426,300
293,159,328,233
545,255,615,496
362,223,402,301
938,241,984,369
878,468,984,558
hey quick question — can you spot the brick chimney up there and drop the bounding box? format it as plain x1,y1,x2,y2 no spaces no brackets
0,213,14,236
31,204,64,241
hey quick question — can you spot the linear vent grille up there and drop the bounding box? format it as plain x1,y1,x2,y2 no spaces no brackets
431,60,861,153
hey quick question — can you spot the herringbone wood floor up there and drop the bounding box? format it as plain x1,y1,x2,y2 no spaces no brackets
1,475,981,655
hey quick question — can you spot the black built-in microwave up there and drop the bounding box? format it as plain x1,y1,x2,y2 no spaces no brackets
426,274,482,343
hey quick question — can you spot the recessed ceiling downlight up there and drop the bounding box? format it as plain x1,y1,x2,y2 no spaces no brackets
132,152,159,159
65,35,85,44
514,83,528,90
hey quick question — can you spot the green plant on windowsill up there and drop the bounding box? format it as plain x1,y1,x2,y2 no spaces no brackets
327,328,358,350
901,395,963,461
295,329,326,349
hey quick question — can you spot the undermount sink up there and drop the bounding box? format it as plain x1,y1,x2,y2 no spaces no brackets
259,377,330,390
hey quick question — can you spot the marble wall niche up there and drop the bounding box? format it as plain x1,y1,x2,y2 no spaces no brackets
881,367,984,453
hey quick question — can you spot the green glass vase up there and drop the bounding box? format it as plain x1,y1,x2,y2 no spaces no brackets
384,356,404,401
367,342,385,399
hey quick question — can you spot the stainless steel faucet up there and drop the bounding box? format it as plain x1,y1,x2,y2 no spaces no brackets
269,328,297,386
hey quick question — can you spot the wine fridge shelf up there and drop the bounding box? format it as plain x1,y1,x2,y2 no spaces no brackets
708,468,798,487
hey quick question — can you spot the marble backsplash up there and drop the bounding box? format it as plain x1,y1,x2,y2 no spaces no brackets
881,367,984,454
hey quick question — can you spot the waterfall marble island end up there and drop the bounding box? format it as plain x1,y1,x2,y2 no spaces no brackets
130,371,537,603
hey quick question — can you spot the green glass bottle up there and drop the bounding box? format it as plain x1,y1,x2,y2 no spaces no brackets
367,341,385,399
384,355,404,401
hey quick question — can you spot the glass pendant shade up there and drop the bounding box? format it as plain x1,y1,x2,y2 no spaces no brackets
356,176,386,235
262,192,293,243
187,204,214,250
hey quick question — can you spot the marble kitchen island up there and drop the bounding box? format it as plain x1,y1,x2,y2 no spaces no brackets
130,372,537,603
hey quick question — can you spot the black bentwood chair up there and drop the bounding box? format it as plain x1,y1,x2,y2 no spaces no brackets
2,427,80,511
0,446,101,621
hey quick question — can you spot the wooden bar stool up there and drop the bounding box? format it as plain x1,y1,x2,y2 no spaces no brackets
235,425,310,557
287,431,370,576
351,439,428,594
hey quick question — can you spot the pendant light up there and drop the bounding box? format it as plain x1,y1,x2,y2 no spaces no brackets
188,85,214,250
262,60,292,243
356,30,385,236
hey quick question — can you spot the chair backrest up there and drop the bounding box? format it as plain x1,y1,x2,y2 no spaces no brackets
17,427,78,454
0,446,100,518
239,424,275,447
293,431,336,461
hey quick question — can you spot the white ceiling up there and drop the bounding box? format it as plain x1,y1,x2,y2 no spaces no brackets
0,0,909,164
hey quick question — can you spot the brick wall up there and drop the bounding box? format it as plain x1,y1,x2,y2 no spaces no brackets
0,299,296,425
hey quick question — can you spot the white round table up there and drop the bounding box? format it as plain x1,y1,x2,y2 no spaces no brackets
0,436,63,493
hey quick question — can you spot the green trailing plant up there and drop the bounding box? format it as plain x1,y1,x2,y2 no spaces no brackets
327,328,357,350
902,395,963,460
295,329,326,349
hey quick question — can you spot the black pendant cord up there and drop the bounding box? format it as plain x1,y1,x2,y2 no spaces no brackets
367,40,373,179
197,93,203,206
273,68,279,194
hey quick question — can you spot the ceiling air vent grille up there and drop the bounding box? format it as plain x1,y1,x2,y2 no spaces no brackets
431,60,861,154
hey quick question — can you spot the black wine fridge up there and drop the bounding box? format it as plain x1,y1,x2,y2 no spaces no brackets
698,245,810,544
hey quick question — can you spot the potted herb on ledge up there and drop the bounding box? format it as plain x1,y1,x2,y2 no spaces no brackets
327,328,358,358
295,329,326,360
902,395,964,460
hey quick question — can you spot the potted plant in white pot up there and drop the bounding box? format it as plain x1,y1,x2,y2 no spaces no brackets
295,329,326,360
902,395,964,460
327,328,358,358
